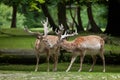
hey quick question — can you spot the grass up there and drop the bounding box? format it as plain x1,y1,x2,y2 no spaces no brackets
0,28,43,35
0,28,36,49
0,28,46,49
0,63,120,73
0,71,120,80
0,63,120,80
0,36,35,49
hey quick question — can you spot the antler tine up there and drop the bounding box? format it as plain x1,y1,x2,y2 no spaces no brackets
54,24,64,35
41,17,49,36
24,26,31,34
24,26,42,36
60,31,67,39
59,24,64,31
24,26,28,31
74,29,78,35
61,29,78,39
41,17,48,24
55,28,59,35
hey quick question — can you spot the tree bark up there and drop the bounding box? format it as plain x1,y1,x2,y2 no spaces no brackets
87,2,102,33
57,2,69,31
11,5,17,28
77,5,84,32
41,3,57,31
69,5,80,33
104,0,120,36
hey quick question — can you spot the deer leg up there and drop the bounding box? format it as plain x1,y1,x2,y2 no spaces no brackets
46,52,50,72
66,55,77,72
99,50,105,72
53,48,60,71
53,54,58,72
35,52,40,72
78,54,85,72
89,55,97,72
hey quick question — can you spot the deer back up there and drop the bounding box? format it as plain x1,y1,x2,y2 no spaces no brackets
74,35,104,51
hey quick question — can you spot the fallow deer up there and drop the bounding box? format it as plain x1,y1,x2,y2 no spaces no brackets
24,18,59,72
47,25,105,72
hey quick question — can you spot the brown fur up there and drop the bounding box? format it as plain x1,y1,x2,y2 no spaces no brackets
34,35,59,72
58,35,105,72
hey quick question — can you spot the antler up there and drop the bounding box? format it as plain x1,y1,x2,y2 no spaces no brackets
60,30,78,39
55,24,78,40
55,24,64,36
24,26,42,36
41,17,52,36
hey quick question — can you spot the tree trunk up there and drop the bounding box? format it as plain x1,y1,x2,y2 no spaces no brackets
104,0,120,36
77,5,84,32
41,3,57,31
87,2,102,33
11,5,17,28
69,5,80,33
57,2,69,31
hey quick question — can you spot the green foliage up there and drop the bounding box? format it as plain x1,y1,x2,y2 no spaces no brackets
30,1,42,12
1,0,29,6
37,0,45,4
16,13,26,28
0,4,26,28
80,4,107,28
0,0,108,29
0,3,12,28
29,0,45,12
92,4,108,28
23,11,44,28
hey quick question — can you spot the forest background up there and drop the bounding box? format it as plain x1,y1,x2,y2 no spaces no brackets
0,0,119,36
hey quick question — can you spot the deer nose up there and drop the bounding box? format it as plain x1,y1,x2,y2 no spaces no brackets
47,44,51,48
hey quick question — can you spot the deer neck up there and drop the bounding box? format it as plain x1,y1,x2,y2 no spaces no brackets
60,39,77,52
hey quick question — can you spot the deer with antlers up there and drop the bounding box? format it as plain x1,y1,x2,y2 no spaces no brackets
24,18,60,72
46,25,105,72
